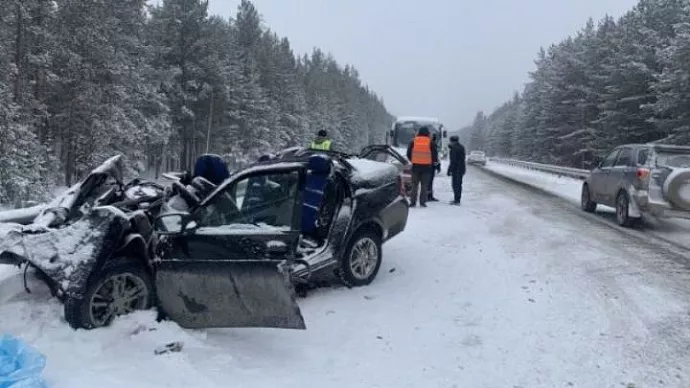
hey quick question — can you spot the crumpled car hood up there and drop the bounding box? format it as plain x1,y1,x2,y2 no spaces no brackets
0,207,128,296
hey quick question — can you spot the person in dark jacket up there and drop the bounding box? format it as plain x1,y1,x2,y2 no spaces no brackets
447,135,466,205
427,133,441,201
406,126,438,207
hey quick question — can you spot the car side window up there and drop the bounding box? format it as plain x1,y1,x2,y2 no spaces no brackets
196,170,301,230
637,149,649,166
600,149,620,168
614,148,632,167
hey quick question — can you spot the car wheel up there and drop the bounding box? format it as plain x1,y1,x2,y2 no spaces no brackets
581,183,597,213
64,257,155,329
339,229,383,287
615,191,638,227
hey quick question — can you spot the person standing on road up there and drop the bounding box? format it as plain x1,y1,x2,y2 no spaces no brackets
447,135,466,205
427,132,441,202
406,126,438,207
310,130,332,151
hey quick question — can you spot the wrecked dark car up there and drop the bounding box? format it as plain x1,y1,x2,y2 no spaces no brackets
152,147,410,330
0,155,166,329
359,145,412,196
0,148,409,331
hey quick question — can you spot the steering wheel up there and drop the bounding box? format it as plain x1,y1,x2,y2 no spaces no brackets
172,181,200,207
208,192,258,226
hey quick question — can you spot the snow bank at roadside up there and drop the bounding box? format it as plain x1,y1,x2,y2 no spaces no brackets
484,162,585,204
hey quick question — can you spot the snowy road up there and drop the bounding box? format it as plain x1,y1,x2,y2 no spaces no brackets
3,168,690,387
483,161,690,252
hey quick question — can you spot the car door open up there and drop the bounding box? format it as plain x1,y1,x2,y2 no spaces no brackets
154,167,307,330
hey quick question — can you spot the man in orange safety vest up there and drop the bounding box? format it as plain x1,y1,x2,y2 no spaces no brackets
405,126,439,207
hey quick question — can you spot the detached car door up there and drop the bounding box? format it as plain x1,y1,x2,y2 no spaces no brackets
154,166,307,330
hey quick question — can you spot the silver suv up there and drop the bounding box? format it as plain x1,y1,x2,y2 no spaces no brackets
581,144,690,226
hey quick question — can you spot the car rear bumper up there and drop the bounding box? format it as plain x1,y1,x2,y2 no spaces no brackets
632,191,690,219
645,204,690,219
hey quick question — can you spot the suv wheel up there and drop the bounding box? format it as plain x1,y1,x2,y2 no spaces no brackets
339,229,382,287
64,257,155,329
581,183,597,213
615,191,638,227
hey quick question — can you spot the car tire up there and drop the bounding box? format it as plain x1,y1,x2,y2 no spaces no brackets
339,229,383,288
581,183,597,213
663,169,690,211
64,257,155,330
615,191,638,227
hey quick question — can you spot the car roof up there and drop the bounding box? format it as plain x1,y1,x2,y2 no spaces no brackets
250,147,356,171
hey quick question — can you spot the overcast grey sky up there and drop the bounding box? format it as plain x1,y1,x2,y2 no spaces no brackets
210,0,638,129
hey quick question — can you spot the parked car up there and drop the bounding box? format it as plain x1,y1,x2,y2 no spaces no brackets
359,145,411,196
467,150,487,166
1,148,409,331
581,143,690,226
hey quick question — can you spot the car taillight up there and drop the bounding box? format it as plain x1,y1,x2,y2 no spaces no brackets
637,168,650,180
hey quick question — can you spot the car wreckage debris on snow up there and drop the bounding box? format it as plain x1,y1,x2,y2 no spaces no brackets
0,147,409,331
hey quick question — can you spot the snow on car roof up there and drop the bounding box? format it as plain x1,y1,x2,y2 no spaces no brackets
347,158,398,181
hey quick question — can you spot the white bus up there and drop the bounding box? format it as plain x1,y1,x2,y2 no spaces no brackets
388,116,448,159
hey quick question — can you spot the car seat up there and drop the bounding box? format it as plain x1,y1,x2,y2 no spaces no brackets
301,154,331,234
193,154,230,186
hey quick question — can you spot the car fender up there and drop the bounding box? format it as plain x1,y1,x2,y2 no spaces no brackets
342,218,385,255
116,233,150,265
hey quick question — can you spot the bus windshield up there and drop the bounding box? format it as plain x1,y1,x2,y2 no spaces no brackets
391,121,441,149
392,122,417,147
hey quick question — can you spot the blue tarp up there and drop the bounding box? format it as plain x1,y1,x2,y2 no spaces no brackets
0,335,47,388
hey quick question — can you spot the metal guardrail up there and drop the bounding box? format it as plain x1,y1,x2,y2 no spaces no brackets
488,157,591,180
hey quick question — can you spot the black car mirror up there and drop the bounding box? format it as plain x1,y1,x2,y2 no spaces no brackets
154,212,196,235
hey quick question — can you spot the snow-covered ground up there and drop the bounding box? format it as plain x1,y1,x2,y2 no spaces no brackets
3,169,690,387
484,161,690,250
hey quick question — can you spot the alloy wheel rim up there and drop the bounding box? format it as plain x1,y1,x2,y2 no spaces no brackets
349,237,379,280
89,273,149,327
